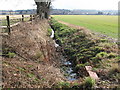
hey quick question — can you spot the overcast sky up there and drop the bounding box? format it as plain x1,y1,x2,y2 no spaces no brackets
0,0,119,10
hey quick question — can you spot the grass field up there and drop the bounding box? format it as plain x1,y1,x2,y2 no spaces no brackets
0,15,30,26
0,15,30,19
52,15,118,38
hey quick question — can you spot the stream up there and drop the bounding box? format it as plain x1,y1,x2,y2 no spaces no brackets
50,28,77,81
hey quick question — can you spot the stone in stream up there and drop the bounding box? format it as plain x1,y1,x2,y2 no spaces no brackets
85,66,99,81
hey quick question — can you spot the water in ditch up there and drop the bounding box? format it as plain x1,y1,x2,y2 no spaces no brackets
50,28,77,81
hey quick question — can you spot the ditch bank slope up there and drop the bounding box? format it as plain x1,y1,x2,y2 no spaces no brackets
50,18,119,88
2,19,65,88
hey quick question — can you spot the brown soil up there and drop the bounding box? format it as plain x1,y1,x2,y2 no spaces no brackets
2,19,65,88
2,56,65,88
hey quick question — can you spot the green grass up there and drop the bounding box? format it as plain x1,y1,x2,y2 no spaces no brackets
52,15,118,38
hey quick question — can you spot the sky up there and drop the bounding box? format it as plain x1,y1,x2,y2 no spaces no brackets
0,0,119,10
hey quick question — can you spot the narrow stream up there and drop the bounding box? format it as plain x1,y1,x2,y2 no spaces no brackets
50,28,77,81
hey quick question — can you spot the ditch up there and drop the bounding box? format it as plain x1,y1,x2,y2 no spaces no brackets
50,28,78,81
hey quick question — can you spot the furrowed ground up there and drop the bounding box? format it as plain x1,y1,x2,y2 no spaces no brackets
52,15,118,38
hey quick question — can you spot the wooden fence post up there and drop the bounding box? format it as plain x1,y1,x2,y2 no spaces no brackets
30,15,32,21
22,15,24,21
33,15,35,20
6,16,10,34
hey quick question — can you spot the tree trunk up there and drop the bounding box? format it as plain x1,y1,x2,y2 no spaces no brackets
35,2,51,19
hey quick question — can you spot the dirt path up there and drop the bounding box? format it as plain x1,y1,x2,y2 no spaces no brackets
58,21,85,30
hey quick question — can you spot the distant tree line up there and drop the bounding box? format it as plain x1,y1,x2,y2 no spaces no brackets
0,9,118,16
0,9,36,15
50,9,118,15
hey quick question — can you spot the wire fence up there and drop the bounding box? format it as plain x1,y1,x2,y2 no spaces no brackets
0,15,32,26
0,15,35,34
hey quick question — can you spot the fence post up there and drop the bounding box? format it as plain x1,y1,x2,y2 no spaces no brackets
30,15,32,21
6,16,10,34
22,15,24,21
33,15,35,20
